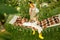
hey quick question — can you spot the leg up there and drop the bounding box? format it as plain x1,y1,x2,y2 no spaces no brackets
32,29,35,35
39,32,44,39
37,26,44,39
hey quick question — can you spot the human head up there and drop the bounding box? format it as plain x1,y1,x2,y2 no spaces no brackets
21,18,26,23
28,1,34,8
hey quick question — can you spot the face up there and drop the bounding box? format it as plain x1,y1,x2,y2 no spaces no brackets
22,18,25,23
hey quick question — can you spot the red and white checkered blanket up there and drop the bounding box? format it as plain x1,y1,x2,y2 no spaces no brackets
9,14,60,29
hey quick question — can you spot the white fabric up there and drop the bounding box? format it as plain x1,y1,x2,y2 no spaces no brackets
34,4,39,13
9,15,19,24
35,8,39,13
29,7,39,14
31,22,43,33
22,22,43,33
58,14,60,20
29,4,39,14
22,22,32,26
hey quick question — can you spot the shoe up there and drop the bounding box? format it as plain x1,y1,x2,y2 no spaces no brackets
39,33,44,39
32,30,35,35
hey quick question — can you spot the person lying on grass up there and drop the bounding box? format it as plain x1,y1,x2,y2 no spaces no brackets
9,15,44,39
14,18,44,39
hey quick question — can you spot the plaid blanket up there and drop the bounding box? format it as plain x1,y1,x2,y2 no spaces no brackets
9,14,60,29
40,15,60,28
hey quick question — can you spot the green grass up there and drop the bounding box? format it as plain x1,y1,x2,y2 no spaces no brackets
0,0,60,40
3,24,60,40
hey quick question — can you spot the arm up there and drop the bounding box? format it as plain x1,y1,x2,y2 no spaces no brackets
29,8,32,15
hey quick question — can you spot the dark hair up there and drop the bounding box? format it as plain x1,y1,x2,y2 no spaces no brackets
28,1,33,4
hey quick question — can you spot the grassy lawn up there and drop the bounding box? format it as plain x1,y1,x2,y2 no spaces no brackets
0,24,59,40
0,0,60,40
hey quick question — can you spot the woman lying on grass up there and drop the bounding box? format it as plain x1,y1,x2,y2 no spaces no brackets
9,14,60,39
9,15,44,39
13,17,44,39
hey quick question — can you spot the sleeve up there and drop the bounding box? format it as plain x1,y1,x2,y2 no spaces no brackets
35,8,39,13
29,8,31,13
33,4,39,13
